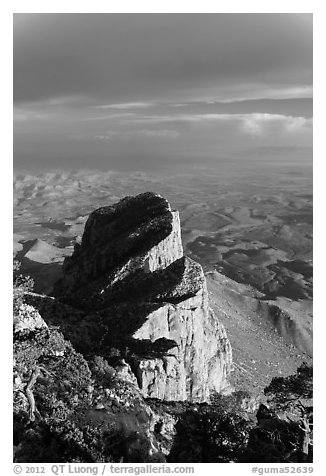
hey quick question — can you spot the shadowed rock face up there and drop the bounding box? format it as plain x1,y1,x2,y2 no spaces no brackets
52,192,233,402
55,192,184,308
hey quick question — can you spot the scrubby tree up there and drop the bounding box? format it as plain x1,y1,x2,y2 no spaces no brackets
13,259,34,314
243,364,313,463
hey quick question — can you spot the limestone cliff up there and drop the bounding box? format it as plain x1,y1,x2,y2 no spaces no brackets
53,192,233,402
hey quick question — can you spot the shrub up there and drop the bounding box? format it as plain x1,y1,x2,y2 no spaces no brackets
13,260,34,315
89,356,116,387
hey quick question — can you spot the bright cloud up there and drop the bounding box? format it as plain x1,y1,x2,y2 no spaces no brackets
122,112,312,135
83,113,135,122
240,114,312,137
14,108,49,122
95,102,154,110
201,85,313,104
94,129,179,141
95,131,118,141
135,129,179,138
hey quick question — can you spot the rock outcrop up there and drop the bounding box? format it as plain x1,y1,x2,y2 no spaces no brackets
13,303,48,338
53,192,233,402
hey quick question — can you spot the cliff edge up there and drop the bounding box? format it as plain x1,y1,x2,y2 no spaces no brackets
50,192,233,402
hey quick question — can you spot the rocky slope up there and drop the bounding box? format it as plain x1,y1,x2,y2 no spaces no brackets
13,301,312,463
13,191,313,463
206,271,312,393
32,192,233,402
13,303,170,463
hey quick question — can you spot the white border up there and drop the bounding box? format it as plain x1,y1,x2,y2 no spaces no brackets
3,4,322,475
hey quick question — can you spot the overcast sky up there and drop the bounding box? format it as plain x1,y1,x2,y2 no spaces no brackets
13,13,313,172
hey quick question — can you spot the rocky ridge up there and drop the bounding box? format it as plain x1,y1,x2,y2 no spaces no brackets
13,301,313,463
13,191,313,463
51,192,233,402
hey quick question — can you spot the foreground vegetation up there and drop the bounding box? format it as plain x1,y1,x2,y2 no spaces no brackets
13,263,312,463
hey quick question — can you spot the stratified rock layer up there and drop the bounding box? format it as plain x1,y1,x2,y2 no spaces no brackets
55,192,233,402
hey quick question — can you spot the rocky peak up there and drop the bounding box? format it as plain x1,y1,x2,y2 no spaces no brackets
52,192,233,402
55,192,183,306
82,192,173,249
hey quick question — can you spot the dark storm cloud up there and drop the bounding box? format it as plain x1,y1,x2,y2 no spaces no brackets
14,13,312,104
